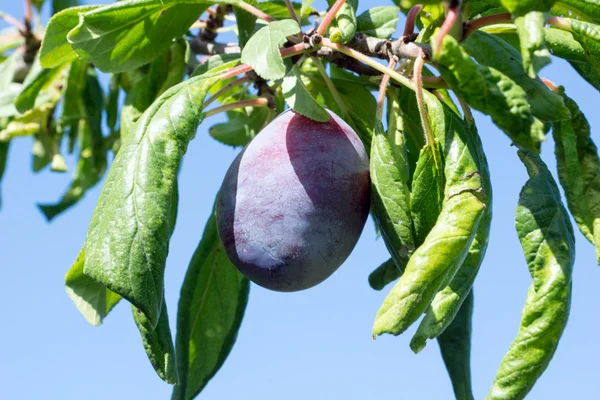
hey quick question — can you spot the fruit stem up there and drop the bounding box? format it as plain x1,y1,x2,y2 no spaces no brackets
310,55,351,121
237,1,274,22
204,76,251,107
284,0,300,25
0,11,26,32
204,98,269,117
376,56,398,121
404,5,423,37
463,13,512,39
24,0,32,25
317,0,347,36
321,38,416,92
434,0,462,54
457,96,474,126
414,48,440,170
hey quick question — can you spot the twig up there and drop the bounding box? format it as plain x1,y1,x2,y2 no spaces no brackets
414,48,439,169
204,98,269,117
457,97,474,125
463,13,512,39
317,0,347,35
404,5,423,37
205,76,250,107
377,57,398,121
24,0,32,25
322,38,416,92
237,0,274,22
0,12,26,32
285,0,300,24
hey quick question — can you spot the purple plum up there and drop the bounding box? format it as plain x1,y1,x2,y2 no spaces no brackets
216,109,370,292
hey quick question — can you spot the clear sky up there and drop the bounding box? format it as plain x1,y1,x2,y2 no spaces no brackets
1,1,599,399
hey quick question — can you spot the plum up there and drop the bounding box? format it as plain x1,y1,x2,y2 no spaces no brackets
216,109,370,292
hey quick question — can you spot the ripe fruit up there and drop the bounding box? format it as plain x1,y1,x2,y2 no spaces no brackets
216,109,370,292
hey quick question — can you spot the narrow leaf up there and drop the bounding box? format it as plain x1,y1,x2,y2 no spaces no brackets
438,291,475,400
65,249,122,326
487,151,574,400
132,302,177,384
515,11,551,78
553,93,600,263
173,208,250,400
368,258,401,291
356,6,400,39
39,5,98,68
82,73,220,328
435,34,546,153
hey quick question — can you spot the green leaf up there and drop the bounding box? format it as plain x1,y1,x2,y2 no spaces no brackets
385,87,414,185
410,122,493,353
240,19,300,80
551,0,600,23
300,0,316,23
0,140,9,209
0,51,20,91
368,258,401,291
15,56,68,114
257,1,314,24
282,65,330,122
82,73,220,329
356,6,400,39
209,106,269,147
191,54,241,77
65,249,122,326
386,86,425,186
234,0,257,47
132,302,177,384
435,34,546,153
570,60,600,91
0,84,21,118
437,291,475,400
553,93,600,263
39,5,98,68
373,92,486,337
39,71,106,220
173,207,250,400
328,0,358,44
370,120,416,270
465,0,505,18
487,151,574,400
515,11,551,78
500,0,555,15
410,142,444,244
52,0,78,14
67,0,208,73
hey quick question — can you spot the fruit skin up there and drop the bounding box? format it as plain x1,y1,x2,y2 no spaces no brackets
216,109,370,292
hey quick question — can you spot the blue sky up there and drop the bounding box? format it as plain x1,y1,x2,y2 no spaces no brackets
1,1,599,399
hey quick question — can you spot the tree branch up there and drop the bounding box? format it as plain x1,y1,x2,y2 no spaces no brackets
349,33,431,61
